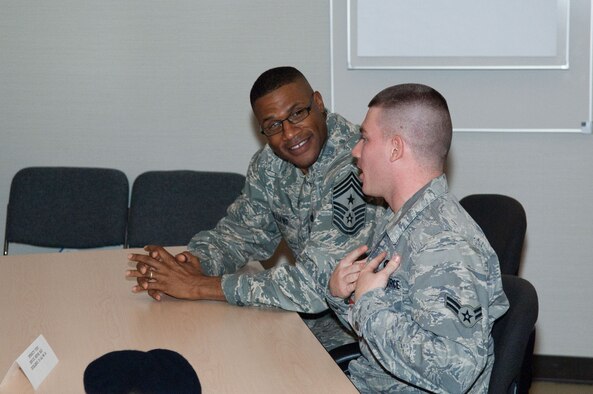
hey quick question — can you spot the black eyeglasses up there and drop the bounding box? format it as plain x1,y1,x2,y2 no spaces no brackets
260,94,315,137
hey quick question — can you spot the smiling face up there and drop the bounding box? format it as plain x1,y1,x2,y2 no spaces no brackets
253,80,328,173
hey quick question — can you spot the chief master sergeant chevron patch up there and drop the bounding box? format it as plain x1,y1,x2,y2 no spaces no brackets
332,171,366,235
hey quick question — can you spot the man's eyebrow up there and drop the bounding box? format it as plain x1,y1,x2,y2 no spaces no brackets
261,101,303,124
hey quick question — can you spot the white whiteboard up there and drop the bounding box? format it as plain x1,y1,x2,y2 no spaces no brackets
349,0,569,70
331,0,593,133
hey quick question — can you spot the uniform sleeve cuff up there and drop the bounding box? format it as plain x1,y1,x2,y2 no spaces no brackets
349,288,387,336
220,273,242,306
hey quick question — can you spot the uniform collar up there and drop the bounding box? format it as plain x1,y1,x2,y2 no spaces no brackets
383,174,449,246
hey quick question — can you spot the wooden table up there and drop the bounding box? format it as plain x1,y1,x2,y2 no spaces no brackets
0,247,357,393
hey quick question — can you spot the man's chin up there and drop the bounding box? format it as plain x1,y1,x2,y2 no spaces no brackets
361,183,373,196
286,150,319,170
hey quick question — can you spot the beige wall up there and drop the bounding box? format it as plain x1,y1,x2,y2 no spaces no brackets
1,1,591,358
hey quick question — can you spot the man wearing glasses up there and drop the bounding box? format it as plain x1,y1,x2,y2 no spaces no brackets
127,66,383,350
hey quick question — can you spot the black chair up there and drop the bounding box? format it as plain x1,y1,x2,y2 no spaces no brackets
488,275,539,394
4,167,129,255
328,342,359,376
126,170,245,248
460,193,534,392
459,194,527,276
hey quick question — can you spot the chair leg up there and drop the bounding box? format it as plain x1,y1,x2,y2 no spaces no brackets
518,329,536,394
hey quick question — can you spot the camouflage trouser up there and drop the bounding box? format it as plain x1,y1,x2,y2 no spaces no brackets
301,310,357,351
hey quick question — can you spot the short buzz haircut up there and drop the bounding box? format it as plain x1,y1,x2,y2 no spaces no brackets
369,83,452,169
250,66,310,108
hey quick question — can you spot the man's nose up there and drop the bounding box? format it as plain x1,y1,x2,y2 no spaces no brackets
352,139,362,158
282,120,300,139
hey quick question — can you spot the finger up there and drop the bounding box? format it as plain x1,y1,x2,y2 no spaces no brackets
137,262,148,275
146,268,157,282
129,254,160,272
136,275,149,287
144,245,165,253
380,254,401,277
148,289,162,301
175,251,195,264
126,269,146,278
183,251,198,260
365,251,387,271
124,267,150,284
179,252,202,271
341,245,369,266
175,252,188,263
128,253,152,264
144,245,172,259
345,271,360,284
149,250,161,262
141,280,167,296
131,284,145,293
342,266,361,283
346,261,365,276
152,252,164,262
144,246,176,266
131,284,161,301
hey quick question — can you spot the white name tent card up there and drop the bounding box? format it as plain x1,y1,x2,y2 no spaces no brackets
13,335,58,390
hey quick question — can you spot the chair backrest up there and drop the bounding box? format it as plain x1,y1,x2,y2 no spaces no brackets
4,167,129,254
460,194,527,275
126,170,245,248
488,275,539,394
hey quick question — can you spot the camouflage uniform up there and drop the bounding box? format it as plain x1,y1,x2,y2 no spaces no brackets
188,113,383,350
327,175,509,393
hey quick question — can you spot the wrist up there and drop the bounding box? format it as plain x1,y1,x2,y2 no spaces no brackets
195,276,226,301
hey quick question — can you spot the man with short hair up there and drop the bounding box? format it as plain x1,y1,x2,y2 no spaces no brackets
328,83,509,392
127,66,383,350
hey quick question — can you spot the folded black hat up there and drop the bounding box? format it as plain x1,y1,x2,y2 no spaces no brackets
84,349,201,394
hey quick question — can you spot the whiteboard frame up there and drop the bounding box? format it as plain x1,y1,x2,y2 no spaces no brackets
331,0,592,133
347,0,570,70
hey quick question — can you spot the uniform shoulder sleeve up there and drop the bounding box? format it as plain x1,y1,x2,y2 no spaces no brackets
188,147,282,275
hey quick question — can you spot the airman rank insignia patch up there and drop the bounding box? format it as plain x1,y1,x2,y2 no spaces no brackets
445,295,482,328
332,172,366,235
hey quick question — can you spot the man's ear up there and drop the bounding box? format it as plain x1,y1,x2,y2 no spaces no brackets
313,91,325,112
390,135,403,162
